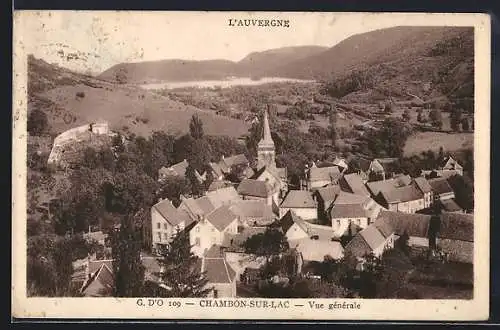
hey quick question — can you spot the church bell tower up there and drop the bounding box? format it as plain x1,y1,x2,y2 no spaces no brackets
257,107,276,170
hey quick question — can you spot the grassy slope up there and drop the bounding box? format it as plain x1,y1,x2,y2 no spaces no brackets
28,55,249,138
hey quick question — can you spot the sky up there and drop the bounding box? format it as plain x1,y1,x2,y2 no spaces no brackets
14,11,479,75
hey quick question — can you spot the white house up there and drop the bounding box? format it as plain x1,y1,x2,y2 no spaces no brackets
374,210,432,248
344,224,395,259
376,184,425,214
189,205,239,257
279,190,317,221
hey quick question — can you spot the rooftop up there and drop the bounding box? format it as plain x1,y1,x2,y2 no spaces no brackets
206,205,239,232
428,177,455,195
375,210,431,238
309,166,341,183
379,184,423,204
280,190,316,209
330,204,368,219
237,179,273,198
341,173,370,197
289,239,344,261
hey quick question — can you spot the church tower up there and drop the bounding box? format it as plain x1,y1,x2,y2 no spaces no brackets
257,108,276,170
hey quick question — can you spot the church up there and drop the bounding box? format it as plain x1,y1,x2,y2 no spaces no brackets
249,108,288,206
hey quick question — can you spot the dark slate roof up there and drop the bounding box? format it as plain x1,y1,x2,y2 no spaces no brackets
341,173,370,197
413,177,433,194
428,178,454,195
206,205,238,231
280,190,316,208
440,199,463,212
309,166,341,182
379,184,423,204
202,245,237,284
375,210,431,238
330,204,367,219
439,212,474,242
359,225,387,250
81,262,114,297
88,259,113,275
152,199,184,226
316,185,341,204
237,179,273,198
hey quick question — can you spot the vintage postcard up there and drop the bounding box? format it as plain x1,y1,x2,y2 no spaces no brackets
12,11,490,320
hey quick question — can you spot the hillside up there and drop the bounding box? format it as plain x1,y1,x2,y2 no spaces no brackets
97,45,327,83
27,56,249,137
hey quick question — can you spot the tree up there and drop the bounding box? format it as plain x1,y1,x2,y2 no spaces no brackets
112,215,145,297
328,105,338,145
189,114,204,140
450,108,462,131
157,176,192,207
364,118,411,158
110,170,157,215
152,230,212,297
27,109,49,136
429,109,443,129
243,228,289,262
402,109,411,122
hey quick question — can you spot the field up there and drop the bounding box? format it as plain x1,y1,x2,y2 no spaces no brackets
404,132,474,156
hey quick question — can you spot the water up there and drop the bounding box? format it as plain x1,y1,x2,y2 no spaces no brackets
140,77,317,90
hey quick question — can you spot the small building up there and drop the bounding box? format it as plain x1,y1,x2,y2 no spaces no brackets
90,119,109,135
80,259,114,297
413,177,434,209
237,178,276,207
438,198,464,213
279,190,317,221
205,186,241,208
218,154,250,174
200,245,237,298
344,224,395,259
289,238,344,263
428,177,455,202
178,195,216,223
366,175,412,197
250,166,288,201
330,204,370,236
277,210,336,242
436,212,474,263
375,210,432,248
368,158,400,180
376,184,425,214
339,173,371,197
230,200,275,227
189,205,240,257
441,156,464,177
158,159,189,181
151,198,194,252
306,166,342,190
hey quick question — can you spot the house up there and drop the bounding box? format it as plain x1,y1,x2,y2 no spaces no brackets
436,212,474,263
376,184,425,214
218,154,250,174
366,175,412,197
250,166,288,201
80,259,114,297
277,210,336,242
230,200,275,227
178,195,216,223
344,224,395,259
279,190,317,221
339,173,371,197
289,239,344,262
237,178,277,207
313,185,341,223
189,205,240,257
413,177,433,209
158,159,189,181
83,230,108,246
368,158,400,180
330,204,370,236
438,198,464,213
332,157,349,173
151,198,194,252
209,162,225,181
329,191,384,227
200,245,237,298
428,177,455,202
223,226,268,252
375,211,432,248
306,165,342,190
205,186,241,208
441,156,464,176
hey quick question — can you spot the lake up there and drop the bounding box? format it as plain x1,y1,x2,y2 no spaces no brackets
140,77,317,90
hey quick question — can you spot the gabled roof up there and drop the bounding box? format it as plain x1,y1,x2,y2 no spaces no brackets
206,186,241,208
88,259,113,275
81,261,114,297
379,184,423,204
413,177,433,194
371,158,399,173
206,205,239,232
289,239,344,261
158,159,188,177
440,199,463,212
359,225,387,251
280,190,316,209
202,245,237,284
344,232,372,258
230,200,274,222
341,173,370,197
441,156,463,171
366,176,412,196
334,191,370,205
237,179,273,198
330,204,368,219
439,212,474,242
428,178,454,195
309,166,341,183
316,185,341,204
375,210,431,238
152,199,185,226
278,210,334,240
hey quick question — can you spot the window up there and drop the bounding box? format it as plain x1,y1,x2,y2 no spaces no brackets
211,227,215,232
164,233,168,241
157,232,161,242
336,220,340,227
157,223,161,229
196,227,200,233
164,223,168,230
195,237,200,246
213,290,218,298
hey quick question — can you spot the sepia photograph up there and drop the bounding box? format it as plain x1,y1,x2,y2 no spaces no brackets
12,11,490,320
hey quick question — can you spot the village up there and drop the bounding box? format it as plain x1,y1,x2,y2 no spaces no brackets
74,109,474,299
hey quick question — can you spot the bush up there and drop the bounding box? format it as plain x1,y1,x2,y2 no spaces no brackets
76,91,85,98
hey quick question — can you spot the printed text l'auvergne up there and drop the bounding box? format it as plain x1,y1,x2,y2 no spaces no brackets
228,19,290,28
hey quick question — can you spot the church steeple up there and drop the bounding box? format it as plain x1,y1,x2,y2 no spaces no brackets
257,107,276,170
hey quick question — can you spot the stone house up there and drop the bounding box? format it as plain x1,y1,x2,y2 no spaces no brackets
344,224,395,259
375,184,425,214
279,190,317,221
374,210,432,248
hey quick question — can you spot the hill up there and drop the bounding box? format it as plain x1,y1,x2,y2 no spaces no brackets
97,46,327,83
27,55,249,137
